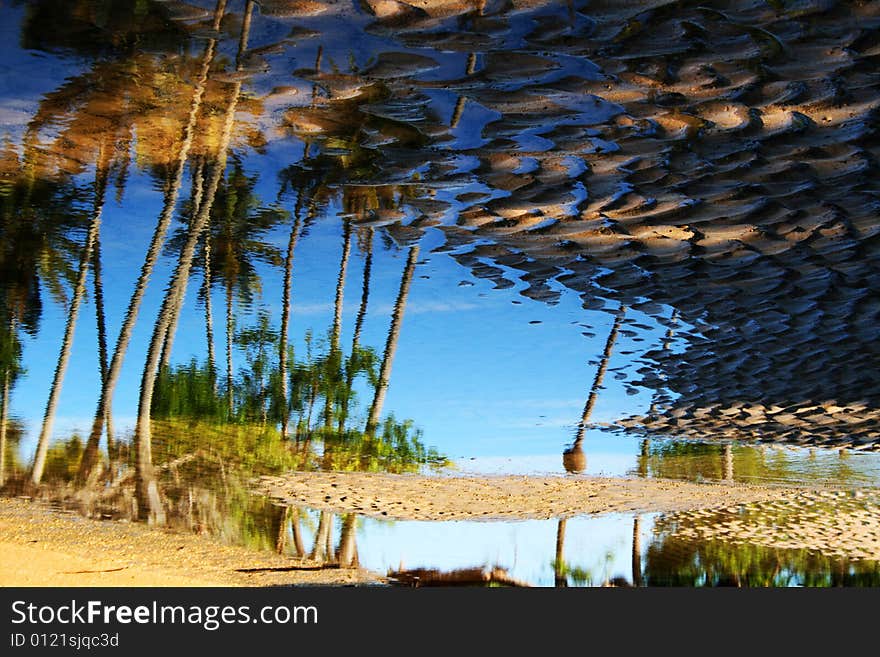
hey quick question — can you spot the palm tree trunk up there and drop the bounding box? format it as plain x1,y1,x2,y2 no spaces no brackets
159,157,207,373
275,505,289,554
203,230,217,386
451,96,467,129
325,516,333,559
91,227,114,462
225,280,234,415
338,227,372,434
279,205,304,440
331,221,352,355
351,229,373,350
323,220,352,429
365,245,419,435
555,518,567,587
337,513,358,567
77,0,227,483
290,507,305,557
0,314,18,488
632,515,643,587
637,438,650,477
31,168,107,485
310,510,332,562
571,305,626,447
0,362,10,488
134,2,249,523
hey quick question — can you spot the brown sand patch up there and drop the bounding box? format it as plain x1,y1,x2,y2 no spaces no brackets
0,498,384,587
256,471,803,521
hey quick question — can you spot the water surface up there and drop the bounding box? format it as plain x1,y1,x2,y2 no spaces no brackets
1,0,879,585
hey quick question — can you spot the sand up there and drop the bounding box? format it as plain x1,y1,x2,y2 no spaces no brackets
4,471,878,586
0,497,384,587
255,471,802,521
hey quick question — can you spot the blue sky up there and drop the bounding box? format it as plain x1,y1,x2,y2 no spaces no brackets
1,0,671,474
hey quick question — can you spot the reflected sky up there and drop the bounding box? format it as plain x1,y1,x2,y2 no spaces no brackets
1,0,879,479
2,0,880,584
287,502,880,587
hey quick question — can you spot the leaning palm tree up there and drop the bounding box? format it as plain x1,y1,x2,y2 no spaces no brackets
337,513,358,567
0,151,79,485
337,226,373,434
133,0,254,524
310,510,334,562
365,244,419,435
91,225,114,458
0,368,9,487
632,515,643,586
562,305,626,474
77,0,229,483
0,316,23,487
196,161,218,384
185,159,284,415
321,219,352,429
278,196,306,439
158,157,208,374
555,518,568,587
31,151,110,485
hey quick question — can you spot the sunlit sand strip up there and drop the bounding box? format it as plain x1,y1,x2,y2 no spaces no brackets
0,498,382,587
256,471,806,521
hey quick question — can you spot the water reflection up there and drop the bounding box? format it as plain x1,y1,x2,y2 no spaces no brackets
1,0,879,583
631,440,880,487
332,501,880,587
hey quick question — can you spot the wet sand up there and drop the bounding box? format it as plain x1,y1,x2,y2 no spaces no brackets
257,471,803,521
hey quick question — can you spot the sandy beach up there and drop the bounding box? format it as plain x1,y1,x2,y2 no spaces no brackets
0,496,384,587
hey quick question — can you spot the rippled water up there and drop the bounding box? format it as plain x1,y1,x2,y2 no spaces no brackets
1,0,879,586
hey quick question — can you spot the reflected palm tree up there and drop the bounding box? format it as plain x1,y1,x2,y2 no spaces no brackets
192,159,217,384
273,506,307,558
365,244,419,435
322,220,352,430
31,146,110,485
290,507,307,557
338,227,374,434
0,316,24,487
636,438,650,477
310,510,334,562
158,159,210,374
0,148,84,485
632,515,643,587
278,197,305,439
134,0,254,524
723,444,734,482
179,157,285,413
78,0,230,483
235,308,279,424
91,226,113,456
563,305,626,473
337,513,358,568
554,518,568,587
